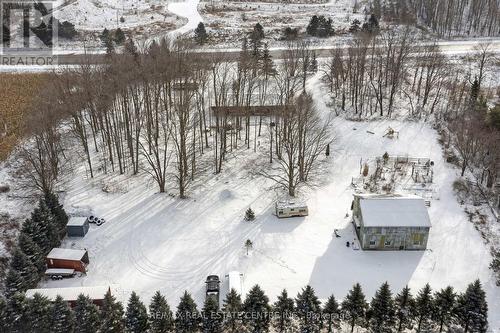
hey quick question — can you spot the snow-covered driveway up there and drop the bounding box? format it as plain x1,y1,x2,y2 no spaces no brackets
168,0,202,37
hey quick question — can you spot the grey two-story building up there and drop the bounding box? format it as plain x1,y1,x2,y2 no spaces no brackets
352,194,431,250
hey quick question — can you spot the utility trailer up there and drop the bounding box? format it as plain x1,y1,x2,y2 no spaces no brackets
45,268,76,280
226,271,243,296
205,275,221,306
275,200,308,218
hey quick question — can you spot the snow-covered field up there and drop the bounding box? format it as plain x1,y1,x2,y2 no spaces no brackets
200,0,365,46
50,0,189,50
19,74,496,330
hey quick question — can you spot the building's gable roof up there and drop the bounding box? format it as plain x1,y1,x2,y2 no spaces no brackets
67,217,88,227
359,196,431,228
47,248,87,261
26,286,110,302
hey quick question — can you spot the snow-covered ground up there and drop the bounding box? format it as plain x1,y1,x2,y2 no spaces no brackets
22,73,497,330
50,0,189,50
199,0,365,46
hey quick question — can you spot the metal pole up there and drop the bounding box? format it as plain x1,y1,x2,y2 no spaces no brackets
270,124,273,163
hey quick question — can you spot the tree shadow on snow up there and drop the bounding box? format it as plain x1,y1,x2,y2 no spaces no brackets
258,206,304,234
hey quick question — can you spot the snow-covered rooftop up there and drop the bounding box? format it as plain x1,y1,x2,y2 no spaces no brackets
26,286,110,301
45,268,75,275
47,248,87,261
227,271,243,296
67,217,88,227
358,195,432,228
276,200,307,209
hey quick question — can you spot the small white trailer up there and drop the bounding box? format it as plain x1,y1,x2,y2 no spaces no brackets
226,271,243,295
275,200,308,218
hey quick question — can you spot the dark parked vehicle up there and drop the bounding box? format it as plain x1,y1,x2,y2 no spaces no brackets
205,275,221,305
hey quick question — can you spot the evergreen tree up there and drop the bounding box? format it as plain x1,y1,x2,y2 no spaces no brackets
349,19,361,33
0,297,6,333
295,285,322,333
272,289,295,333
433,286,456,332
74,294,101,333
114,28,126,45
245,239,253,255
58,20,77,39
51,295,75,333
454,280,488,333
243,284,271,332
18,233,45,275
281,26,298,40
149,291,174,333
362,14,380,34
124,38,138,59
245,208,255,221
6,292,28,333
260,43,276,77
394,286,415,332
323,295,340,333
309,52,318,73
194,22,208,45
252,23,265,40
307,15,320,36
9,248,39,291
44,191,68,236
38,199,61,248
100,28,110,43
239,37,250,69
414,284,434,333
26,292,52,333
222,289,244,333
175,291,201,333
22,199,59,253
470,78,480,109
105,37,115,57
342,283,368,333
368,282,396,333
101,290,125,333
202,296,223,333
4,269,24,298
125,291,149,333
316,16,333,37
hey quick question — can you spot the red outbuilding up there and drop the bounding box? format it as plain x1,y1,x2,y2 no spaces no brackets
46,248,89,272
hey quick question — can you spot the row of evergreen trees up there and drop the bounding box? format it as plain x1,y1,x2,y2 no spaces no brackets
0,280,488,333
306,15,334,38
194,22,265,46
3,192,68,299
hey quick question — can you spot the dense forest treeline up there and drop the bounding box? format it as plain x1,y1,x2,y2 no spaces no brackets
0,280,489,333
369,0,500,37
18,36,333,198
